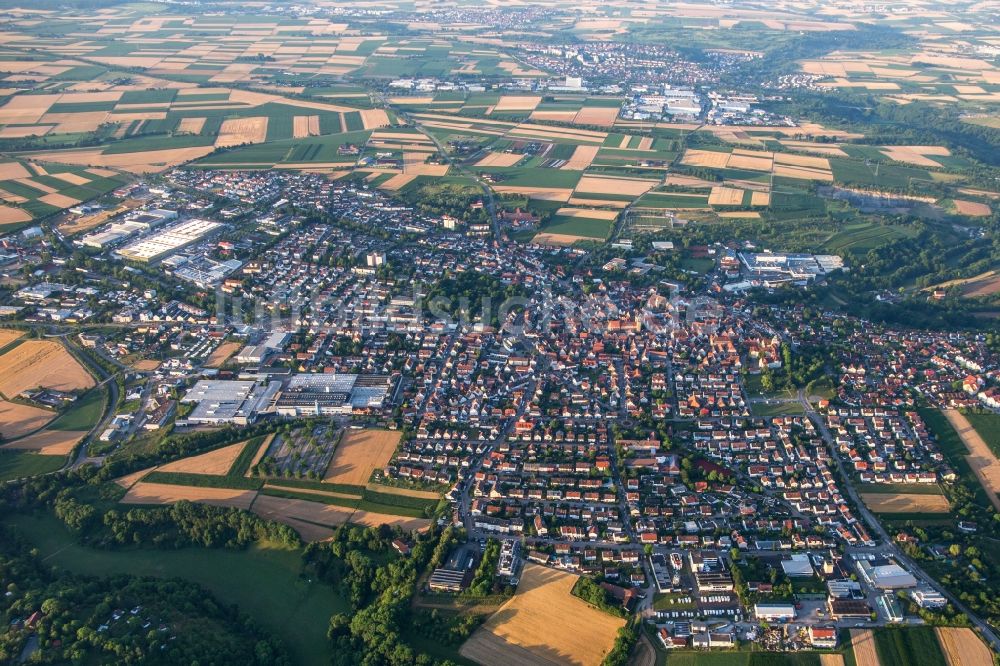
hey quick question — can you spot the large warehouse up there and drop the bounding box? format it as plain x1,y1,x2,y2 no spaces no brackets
274,373,392,416
181,379,281,425
856,559,917,590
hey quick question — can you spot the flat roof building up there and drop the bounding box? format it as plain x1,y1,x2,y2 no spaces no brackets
117,219,223,263
181,379,280,425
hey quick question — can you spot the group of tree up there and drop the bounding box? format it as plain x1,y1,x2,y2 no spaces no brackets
0,517,289,665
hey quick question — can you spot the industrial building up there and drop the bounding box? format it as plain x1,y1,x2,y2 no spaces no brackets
856,559,918,590
738,251,845,286
116,218,223,263
273,373,392,416
754,603,796,622
181,379,281,425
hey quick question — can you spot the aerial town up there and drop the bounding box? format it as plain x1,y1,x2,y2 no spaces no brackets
0,1,998,666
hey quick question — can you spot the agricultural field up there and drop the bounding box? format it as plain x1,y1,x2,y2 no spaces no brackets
459,563,624,666
872,627,947,666
0,159,129,223
0,450,65,482
323,428,401,486
965,413,1000,455
860,492,950,514
851,629,880,666
935,627,993,666
111,428,432,539
0,340,95,398
943,409,1000,512
533,207,618,245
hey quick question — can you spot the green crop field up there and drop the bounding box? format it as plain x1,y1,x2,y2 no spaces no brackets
823,222,919,254
873,627,947,666
966,413,1000,456
48,387,107,432
540,214,614,240
0,451,64,482
5,512,349,666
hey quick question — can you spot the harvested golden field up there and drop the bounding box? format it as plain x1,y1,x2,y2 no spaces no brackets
348,510,430,531
176,116,206,134
0,399,54,439
0,125,52,139
132,359,160,372
751,191,771,206
0,340,94,398
292,115,320,138
122,482,257,510
665,174,715,188
379,174,417,191
215,116,268,147
936,627,992,666
819,656,844,666
553,207,618,221
476,152,523,167
572,107,619,127
323,429,401,486
24,146,216,174
49,172,90,186
250,494,354,531
493,186,573,202
954,200,991,216
459,563,625,666
851,629,880,666
39,192,81,208
494,95,541,112
774,153,831,169
0,162,32,180
944,409,1000,511
360,109,390,129
0,329,22,348
531,233,588,246
778,140,848,157
682,149,731,168
718,211,760,219
561,145,599,170
529,110,577,123
158,442,245,476
860,493,949,513
205,341,241,368
727,153,773,171
880,145,950,168
575,175,656,196
0,205,30,226
708,186,745,206
2,429,85,455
